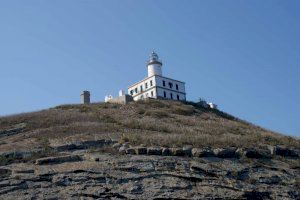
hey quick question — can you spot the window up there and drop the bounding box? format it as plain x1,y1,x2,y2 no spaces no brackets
135,88,138,93
163,91,166,98
169,82,173,89
177,95,180,100
146,93,148,97
163,80,166,87
151,91,154,97
170,93,173,99
145,82,148,89
176,84,179,90
140,85,143,92
150,80,153,86
130,90,133,95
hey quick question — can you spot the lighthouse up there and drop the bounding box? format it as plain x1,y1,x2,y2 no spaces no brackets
147,51,163,77
128,51,186,101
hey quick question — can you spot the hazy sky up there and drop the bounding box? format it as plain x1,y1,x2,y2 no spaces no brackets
0,1,299,136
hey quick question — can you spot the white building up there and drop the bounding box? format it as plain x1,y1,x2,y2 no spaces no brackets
128,52,186,101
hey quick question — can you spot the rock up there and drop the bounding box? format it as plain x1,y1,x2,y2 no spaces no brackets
51,139,112,151
194,148,215,157
182,145,193,157
191,148,201,157
213,147,238,158
244,148,272,159
135,147,147,155
126,148,136,155
147,147,162,155
259,175,281,184
0,168,12,177
162,148,172,156
274,146,299,157
35,155,82,165
170,148,185,156
122,142,130,148
112,143,122,149
243,190,271,200
119,146,127,154
235,148,244,158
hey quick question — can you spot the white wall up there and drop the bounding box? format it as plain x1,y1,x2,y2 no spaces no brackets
148,63,162,77
128,75,186,101
155,76,185,93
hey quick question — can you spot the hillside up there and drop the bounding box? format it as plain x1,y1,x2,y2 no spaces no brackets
0,99,299,199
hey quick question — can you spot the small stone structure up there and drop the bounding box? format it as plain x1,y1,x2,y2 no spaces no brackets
105,90,133,105
80,91,90,104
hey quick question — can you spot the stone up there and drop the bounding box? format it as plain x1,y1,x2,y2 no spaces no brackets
170,148,185,156
35,155,82,165
274,146,299,157
182,145,193,157
147,147,162,155
126,148,136,155
191,148,201,157
112,143,122,149
162,148,172,156
119,146,127,154
213,147,238,158
195,148,215,157
135,147,147,155
244,148,272,159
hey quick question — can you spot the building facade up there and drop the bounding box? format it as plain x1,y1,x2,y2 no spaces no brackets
128,52,186,101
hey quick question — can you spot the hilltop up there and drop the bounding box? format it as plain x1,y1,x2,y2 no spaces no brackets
0,99,299,199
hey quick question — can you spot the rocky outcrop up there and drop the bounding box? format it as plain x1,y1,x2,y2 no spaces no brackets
35,155,82,165
50,139,116,151
0,152,299,199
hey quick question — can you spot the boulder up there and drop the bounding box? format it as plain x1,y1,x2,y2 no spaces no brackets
35,155,82,165
126,148,136,155
147,147,162,155
198,148,215,157
112,143,122,149
244,148,272,159
135,147,147,155
183,145,193,157
213,147,238,158
191,148,201,157
170,148,185,156
162,148,172,156
119,146,127,154
0,168,12,177
274,146,299,157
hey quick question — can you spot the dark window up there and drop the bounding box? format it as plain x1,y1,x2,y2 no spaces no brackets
150,80,153,86
130,90,133,95
170,93,173,99
135,88,138,93
140,85,143,92
177,95,180,100
163,80,166,87
145,82,148,89
151,91,153,97
176,84,179,90
169,82,173,89
163,91,166,98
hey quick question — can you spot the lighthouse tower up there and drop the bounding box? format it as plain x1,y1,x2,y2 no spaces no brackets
147,51,162,77
128,51,186,101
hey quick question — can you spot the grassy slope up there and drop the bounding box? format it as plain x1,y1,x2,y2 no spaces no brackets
0,99,299,152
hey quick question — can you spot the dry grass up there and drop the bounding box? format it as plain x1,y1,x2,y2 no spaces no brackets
0,99,299,152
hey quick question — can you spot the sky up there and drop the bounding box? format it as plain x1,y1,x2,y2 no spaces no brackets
0,1,299,137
